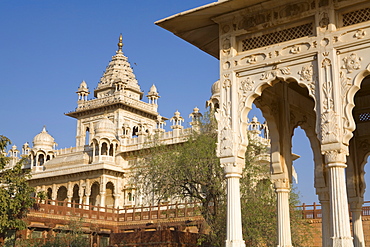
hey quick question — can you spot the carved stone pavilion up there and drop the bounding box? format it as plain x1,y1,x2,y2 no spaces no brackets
157,0,370,246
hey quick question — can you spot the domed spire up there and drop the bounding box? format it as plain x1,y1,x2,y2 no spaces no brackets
170,110,184,129
33,126,56,150
149,84,158,94
77,80,90,101
147,84,160,104
94,34,142,99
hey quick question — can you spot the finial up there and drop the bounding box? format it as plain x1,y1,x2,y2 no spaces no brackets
118,34,123,52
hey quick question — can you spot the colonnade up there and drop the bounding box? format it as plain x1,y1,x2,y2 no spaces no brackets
36,178,127,209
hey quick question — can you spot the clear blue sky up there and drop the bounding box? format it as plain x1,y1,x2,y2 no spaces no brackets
2,0,366,204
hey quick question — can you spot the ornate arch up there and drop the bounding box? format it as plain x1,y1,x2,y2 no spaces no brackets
344,63,370,144
240,75,317,174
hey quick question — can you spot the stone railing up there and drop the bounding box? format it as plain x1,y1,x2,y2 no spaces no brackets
298,201,370,219
55,146,85,155
31,199,370,223
30,199,202,223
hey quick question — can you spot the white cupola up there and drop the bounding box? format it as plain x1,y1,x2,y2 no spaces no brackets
32,126,56,150
147,84,160,105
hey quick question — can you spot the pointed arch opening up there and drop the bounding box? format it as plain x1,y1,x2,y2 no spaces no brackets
90,182,100,207
72,184,80,207
57,186,67,205
105,182,115,208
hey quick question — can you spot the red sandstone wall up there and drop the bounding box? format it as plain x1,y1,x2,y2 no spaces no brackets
306,216,370,247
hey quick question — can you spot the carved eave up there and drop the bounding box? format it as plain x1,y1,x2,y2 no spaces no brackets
66,102,161,120
28,168,126,186
65,93,167,120
156,0,276,59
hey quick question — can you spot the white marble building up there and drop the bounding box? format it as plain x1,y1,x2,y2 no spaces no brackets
5,35,269,212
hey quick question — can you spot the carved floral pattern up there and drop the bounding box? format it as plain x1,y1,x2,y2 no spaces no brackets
260,66,291,80
321,111,339,143
342,53,362,73
323,149,347,164
298,64,313,81
354,29,366,39
240,77,255,92
340,71,352,104
290,45,301,54
222,38,231,55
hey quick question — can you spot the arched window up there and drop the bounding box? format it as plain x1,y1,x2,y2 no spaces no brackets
132,126,139,137
105,182,115,207
101,142,108,155
85,127,90,145
56,186,68,205
90,182,100,206
47,188,52,200
109,144,114,156
128,192,134,202
72,184,80,207
38,154,45,166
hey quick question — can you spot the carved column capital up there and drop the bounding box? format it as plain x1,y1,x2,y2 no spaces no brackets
349,199,364,211
323,148,347,166
220,157,244,176
316,189,329,202
273,178,290,192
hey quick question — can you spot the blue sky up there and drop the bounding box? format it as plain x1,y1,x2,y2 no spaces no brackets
2,0,365,204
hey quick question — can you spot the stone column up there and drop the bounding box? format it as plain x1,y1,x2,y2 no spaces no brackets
114,194,120,209
100,177,106,210
275,179,292,247
84,179,91,209
325,150,353,247
51,184,57,205
317,190,330,247
350,201,365,247
67,182,73,207
222,160,245,247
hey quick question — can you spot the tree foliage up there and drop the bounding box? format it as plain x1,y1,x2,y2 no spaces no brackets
16,217,89,247
132,113,312,246
0,135,35,244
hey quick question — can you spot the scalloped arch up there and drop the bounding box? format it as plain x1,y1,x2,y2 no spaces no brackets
240,75,317,175
344,64,370,144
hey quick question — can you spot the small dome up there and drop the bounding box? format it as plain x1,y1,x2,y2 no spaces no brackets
149,84,158,94
147,84,160,99
251,116,258,123
94,117,116,137
211,80,220,95
33,127,55,149
77,80,89,93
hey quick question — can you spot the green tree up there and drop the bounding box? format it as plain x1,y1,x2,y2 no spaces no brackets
0,135,35,245
16,217,89,247
132,113,312,246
